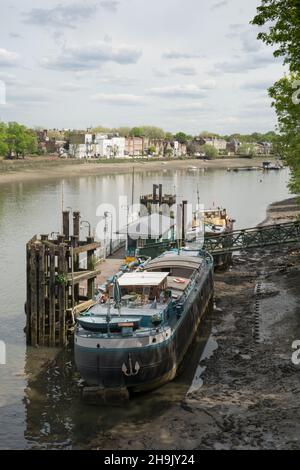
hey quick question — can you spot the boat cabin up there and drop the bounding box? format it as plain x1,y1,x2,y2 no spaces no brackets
118,271,169,303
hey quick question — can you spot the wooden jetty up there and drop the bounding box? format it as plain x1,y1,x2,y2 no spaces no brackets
26,211,102,347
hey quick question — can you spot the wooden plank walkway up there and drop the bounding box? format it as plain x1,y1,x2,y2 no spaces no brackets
95,247,126,286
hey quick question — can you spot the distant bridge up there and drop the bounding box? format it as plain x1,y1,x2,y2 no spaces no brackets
137,221,300,258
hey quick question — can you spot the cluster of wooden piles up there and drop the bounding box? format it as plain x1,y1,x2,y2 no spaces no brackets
25,211,102,347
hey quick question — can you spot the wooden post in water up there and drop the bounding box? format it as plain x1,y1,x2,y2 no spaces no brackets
37,244,46,346
73,211,80,239
73,211,80,303
63,211,70,240
58,243,67,347
26,242,32,345
29,243,38,347
25,213,102,347
48,244,56,347
87,236,96,299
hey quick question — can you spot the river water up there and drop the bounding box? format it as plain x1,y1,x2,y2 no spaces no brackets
0,167,292,449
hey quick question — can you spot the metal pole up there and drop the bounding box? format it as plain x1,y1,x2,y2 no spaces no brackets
71,246,75,312
110,213,113,256
61,180,64,233
103,212,108,260
131,166,135,207
126,206,129,252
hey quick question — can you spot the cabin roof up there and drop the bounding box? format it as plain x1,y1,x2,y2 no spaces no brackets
146,255,203,271
118,271,169,287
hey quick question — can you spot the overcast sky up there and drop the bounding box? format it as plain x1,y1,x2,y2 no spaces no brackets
0,0,285,134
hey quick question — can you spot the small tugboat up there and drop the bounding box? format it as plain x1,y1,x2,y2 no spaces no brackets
185,207,234,242
75,248,214,393
262,161,284,171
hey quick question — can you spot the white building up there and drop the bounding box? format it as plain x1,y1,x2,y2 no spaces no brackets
69,133,126,159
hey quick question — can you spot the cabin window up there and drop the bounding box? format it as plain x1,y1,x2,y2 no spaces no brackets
122,326,134,337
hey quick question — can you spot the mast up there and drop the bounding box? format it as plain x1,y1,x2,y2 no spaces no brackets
61,180,64,233
131,165,135,207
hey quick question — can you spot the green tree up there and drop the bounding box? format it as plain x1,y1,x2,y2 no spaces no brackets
165,132,174,142
148,146,156,155
187,141,198,155
199,131,221,138
6,122,37,159
129,126,166,139
113,127,131,137
0,123,8,156
91,125,111,134
251,0,300,72
164,147,173,158
174,132,189,144
268,74,300,194
200,144,218,159
239,143,257,157
129,127,144,137
141,126,165,139
252,1,300,194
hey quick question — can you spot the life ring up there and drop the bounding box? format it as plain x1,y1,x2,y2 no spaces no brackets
174,278,186,284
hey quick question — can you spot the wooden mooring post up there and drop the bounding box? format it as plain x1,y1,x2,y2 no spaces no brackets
25,211,102,347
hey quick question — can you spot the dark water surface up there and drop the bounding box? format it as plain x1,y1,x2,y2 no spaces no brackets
0,168,291,449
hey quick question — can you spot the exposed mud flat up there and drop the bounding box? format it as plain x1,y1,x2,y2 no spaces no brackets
0,157,275,186
88,199,300,450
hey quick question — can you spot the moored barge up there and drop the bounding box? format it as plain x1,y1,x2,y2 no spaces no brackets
75,248,214,392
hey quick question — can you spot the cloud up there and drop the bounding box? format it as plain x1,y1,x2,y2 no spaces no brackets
22,1,119,30
240,30,264,54
201,79,217,90
23,2,96,29
9,32,23,39
10,87,54,105
0,48,19,67
58,82,87,92
148,84,208,98
170,66,197,76
211,1,228,10
91,93,145,105
162,50,203,60
243,97,273,110
100,1,119,12
42,41,142,70
97,75,138,86
152,68,169,78
240,80,273,91
214,51,277,74
169,102,207,113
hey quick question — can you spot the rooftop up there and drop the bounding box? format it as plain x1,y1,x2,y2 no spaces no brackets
118,271,169,287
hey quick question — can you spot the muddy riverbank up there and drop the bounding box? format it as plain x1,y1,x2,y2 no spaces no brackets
0,156,274,186
87,198,300,450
